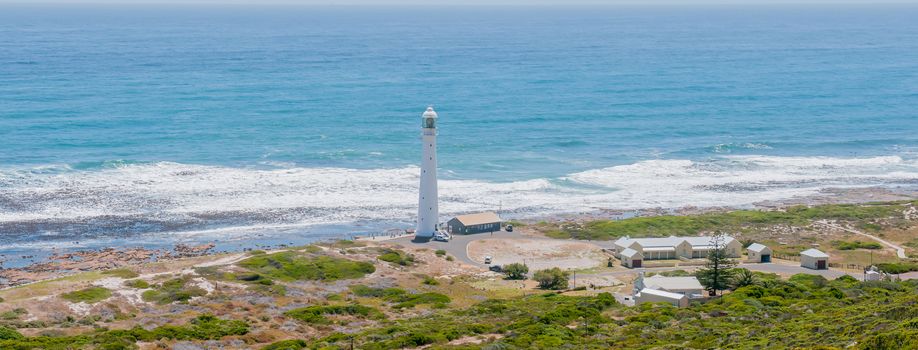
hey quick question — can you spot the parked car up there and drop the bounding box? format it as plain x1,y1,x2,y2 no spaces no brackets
484,256,492,264
433,233,449,242
505,225,513,232
489,265,502,272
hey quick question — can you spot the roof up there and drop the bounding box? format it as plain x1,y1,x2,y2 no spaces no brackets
747,243,770,253
801,248,829,258
451,212,501,226
615,236,737,250
643,246,676,252
639,288,687,300
621,248,642,258
645,275,704,291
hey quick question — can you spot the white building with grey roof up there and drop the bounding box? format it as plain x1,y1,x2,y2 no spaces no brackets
613,235,742,261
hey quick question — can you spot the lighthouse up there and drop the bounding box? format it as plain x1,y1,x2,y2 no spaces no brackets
416,106,439,238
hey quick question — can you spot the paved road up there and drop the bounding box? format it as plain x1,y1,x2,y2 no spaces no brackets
388,230,538,267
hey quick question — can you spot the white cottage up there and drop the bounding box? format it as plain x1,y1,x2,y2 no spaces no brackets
613,235,742,260
800,248,829,270
746,243,772,263
620,248,643,268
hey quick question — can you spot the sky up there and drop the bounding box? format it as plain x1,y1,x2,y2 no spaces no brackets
1,0,917,5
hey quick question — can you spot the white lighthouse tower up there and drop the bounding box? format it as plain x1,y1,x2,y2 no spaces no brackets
416,106,439,238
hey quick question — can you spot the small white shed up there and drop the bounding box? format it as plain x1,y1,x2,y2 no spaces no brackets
746,243,772,263
620,248,643,268
800,248,829,270
635,288,689,308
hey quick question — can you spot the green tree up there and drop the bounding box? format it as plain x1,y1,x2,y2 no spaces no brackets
503,263,529,280
533,268,569,290
695,232,737,296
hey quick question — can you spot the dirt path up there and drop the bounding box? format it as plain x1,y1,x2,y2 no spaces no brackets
818,221,907,259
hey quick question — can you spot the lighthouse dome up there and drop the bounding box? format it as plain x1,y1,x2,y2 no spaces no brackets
423,106,438,118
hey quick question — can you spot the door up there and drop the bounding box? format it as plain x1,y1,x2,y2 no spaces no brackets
632,260,642,268
817,260,826,270
761,254,771,263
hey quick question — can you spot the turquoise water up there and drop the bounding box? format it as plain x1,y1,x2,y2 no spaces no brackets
1,4,917,261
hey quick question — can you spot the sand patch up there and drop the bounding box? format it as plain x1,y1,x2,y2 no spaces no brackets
467,238,606,271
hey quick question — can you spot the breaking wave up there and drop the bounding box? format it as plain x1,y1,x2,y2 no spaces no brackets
1,155,916,243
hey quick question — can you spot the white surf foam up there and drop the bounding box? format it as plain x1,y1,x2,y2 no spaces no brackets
1,155,916,234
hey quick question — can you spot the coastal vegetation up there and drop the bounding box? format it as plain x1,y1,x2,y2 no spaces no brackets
238,251,375,281
101,268,139,279
538,201,916,240
502,263,529,280
0,315,247,350
284,305,385,325
260,274,918,349
834,240,884,250
141,276,207,304
533,268,569,290
377,248,416,266
59,287,111,304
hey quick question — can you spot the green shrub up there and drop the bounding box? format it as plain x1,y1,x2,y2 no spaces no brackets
877,262,918,274
284,305,384,324
533,268,569,290
377,248,415,266
60,287,111,304
239,251,375,281
0,326,23,340
350,285,407,299
540,202,909,240
391,293,451,309
261,339,308,350
0,315,247,349
101,268,139,279
435,249,446,257
141,276,206,304
834,240,883,250
421,275,440,285
0,308,26,320
124,279,150,289
503,263,529,280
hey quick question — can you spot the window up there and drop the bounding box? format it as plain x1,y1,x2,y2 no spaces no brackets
423,118,436,129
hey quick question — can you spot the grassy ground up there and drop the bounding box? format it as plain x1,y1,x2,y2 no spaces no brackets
535,201,916,240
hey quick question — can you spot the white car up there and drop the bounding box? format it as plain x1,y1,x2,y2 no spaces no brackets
484,256,492,264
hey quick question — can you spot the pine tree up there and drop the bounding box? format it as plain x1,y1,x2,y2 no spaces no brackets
695,232,737,296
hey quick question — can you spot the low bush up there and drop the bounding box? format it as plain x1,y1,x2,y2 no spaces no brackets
124,279,150,289
834,240,883,250
877,262,918,274
421,275,440,285
141,276,207,304
284,305,384,324
0,326,23,340
60,287,111,304
390,292,451,309
101,268,139,279
377,248,415,266
435,249,446,257
350,285,407,298
262,339,308,350
239,251,375,282
0,315,247,349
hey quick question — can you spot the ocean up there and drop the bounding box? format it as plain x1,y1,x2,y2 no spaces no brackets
1,4,917,264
